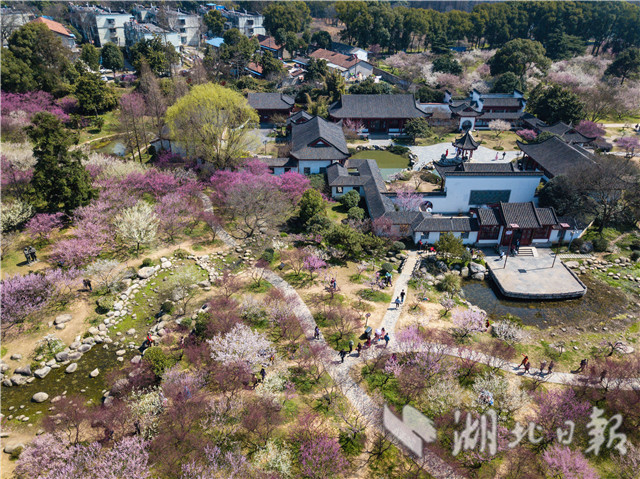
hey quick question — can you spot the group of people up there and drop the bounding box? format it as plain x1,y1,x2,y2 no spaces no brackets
374,271,393,289
23,246,37,264
339,329,391,363
329,277,338,291
517,354,555,375
393,289,406,309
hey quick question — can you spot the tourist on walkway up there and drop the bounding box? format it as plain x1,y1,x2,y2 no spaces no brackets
524,361,531,374
547,360,554,374
83,279,93,292
387,272,393,286
517,354,528,369
29,246,37,262
400,289,406,303
502,152,506,160
339,349,347,363
356,342,362,356
23,247,31,265
577,358,588,373
348,340,354,354
539,360,547,375
314,326,320,340
600,370,607,383
515,239,520,253
394,297,401,309
260,367,266,382
384,333,390,347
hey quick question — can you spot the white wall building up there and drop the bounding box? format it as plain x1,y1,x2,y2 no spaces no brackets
70,6,133,47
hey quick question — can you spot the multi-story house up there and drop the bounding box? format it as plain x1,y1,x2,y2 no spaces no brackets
222,9,265,37
69,5,133,47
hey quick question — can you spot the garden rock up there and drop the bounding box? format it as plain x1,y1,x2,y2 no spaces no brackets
116,349,126,356
127,328,136,335
54,314,72,325
55,352,69,362
565,261,580,269
614,342,635,354
10,375,27,386
32,392,48,403
78,344,92,353
90,368,100,378
131,355,142,364
471,272,485,281
55,323,66,330
4,443,24,454
34,367,51,379
435,261,448,272
137,267,156,279
579,242,594,254
469,262,486,274
10,354,22,361
65,363,78,373
15,365,31,376
461,267,469,277
67,352,83,361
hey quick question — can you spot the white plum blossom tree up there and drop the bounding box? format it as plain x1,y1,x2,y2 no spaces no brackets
114,200,159,253
208,323,275,368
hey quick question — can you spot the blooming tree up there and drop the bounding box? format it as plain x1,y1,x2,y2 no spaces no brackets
299,434,349,479
542,445,598,479
119,92,148,162
50,237,104,268
532,388,591,443
181,445,252,479
489,119,511,139
452,308,486,339
1,198,33,232
617,136,640,156
84,259,123,292
575,120,606,139
208,323,275,368
396,188,424,212
304,254,327,279
114,200,159,253
155,191,196,242
26,212,65,241
472,371,528,418
439,295,456,313
491,320,525,344
516,129,537,141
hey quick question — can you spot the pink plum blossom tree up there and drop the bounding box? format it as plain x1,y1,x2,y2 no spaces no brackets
26,212,65,242
532,388,591,443
617,136,640,156
208,323,275,368
542,445,598,479
452,308,486,339
304,254,327,279
299,434,349,479
575,120,606,139
396,188,424,212
516,129,538,141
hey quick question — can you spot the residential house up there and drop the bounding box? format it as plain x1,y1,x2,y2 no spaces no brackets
1,8,35,47
449,89,528,131
124,21,181,49
328,94,427,134
257,35,285,59
70,5,133,47
222,9,265,37
517,136,597,180
307,48,373,81
247,93,295,122
158,9,200,47
331,41,368,61
31,17,77,50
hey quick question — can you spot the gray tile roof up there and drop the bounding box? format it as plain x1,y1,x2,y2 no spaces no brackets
535,207,559,226
286,110,313,125
247,93,294,111
290,116,349,161
499,202,542,229
536,122,596,144
477,207,502,226
452,131,480,150
413,215,478,232
434,162,543,177
329,94,425,119
262,157,298,168
480,97,524,108
449,102,483,117
517,136,597,178
479,111,526,120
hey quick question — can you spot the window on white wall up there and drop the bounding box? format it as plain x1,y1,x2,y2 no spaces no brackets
461,232,470,239
336,186,343,193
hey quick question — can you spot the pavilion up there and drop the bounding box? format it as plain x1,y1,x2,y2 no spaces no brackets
452,131,479,159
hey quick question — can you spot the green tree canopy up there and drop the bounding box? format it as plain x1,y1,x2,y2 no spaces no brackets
1,50,37,93
605,48,640,85
488,38,551,79
259,51,284,79
4,22,74,94
26,112,95,213
100,42,124,76
432,54,462,75
526,83,585,125
305,58,328,82
543,30,585,61
404,118,432,142
263,1,311,35
130,37,178,76
311,31,332,50
165,83,259,169
416,86,445,103
204,9,226,36
74,71,117,115
299,189,326,225
434,232,466,258
491,72,523,93
80,43,101,71
349,76,392,95
324,70,346,103
537,175,582,217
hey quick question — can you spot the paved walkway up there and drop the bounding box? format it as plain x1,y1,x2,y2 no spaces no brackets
198,193,238,248
410,143,521,170
380,253,420,333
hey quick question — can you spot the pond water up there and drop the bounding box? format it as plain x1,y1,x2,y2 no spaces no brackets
461,275,629,328
379,167,405,180
93,140,127,157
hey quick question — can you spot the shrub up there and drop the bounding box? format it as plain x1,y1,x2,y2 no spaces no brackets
143,347,176,377
141,258,154,267
437,273,462,295
357,289,391,303
347,206,365,221
387,145,410,156
420,171,440,184
340,190,360,209
630,240,640,251
570,237,584,252
96,295,114,314
493,146,504,151
592,237,609,252
160,301,174,314
381,262,396,273
631,251,640,262
261,247,276,263
173,249,189,259
339,430,366,456
391,241,405,252
307,214,333,234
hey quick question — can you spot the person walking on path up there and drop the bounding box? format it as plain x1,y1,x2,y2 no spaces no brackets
539,360,547,376
83,279,93,292
517,354,529,369
577,358,588,373
356,342,362,356
394,297,401,309
547,360,554,375
28,246,37,262
524,361,531,374
260,367,266,382
314,326,320,340
339,349,347,363
23,247,31,265
348,340,354,354
400,289,406,303
384,333,390,347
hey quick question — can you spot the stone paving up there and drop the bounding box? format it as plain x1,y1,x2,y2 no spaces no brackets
380,254,420,334
409,143,521,170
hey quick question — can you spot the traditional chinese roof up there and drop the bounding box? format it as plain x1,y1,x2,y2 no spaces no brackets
449,102,483,117
434,162,542,177
536,121,596,144
32,16,74,37
413,215,478,232
247,93,294,111
329,94,426,120
480,96,524,108
498,202,559,229
286,110,313,126
290,116,349,161
452,131,479,150
476,207,502,226
262,157,298,168
517,136,597,178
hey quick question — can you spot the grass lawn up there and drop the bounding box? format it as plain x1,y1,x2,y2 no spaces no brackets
351,150,410,169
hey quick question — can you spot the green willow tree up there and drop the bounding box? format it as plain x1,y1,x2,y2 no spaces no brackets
27,113,96,213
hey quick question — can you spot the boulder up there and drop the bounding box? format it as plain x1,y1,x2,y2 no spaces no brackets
579,242,594,254
137,267,156,279
55,352,69,362
10,375,27,386
90,368,100,378
77,344,92,353
564,261,580,269
471,272,485,281
614,342,635,355
126,328,136,335
14,365,31,376
435,261,449,272
55,323,66,330
131,355,142,364
32,392,49,403
10,354,22,361
88,327,99,335
54,314,72,325
65,363,78,374
469,262,486,274
69,341,80,350
4,443,24,455
2,379,12,387
461,267,469,277
423,273,435,282
34,367,51,379
67,352,83,361
115,349,126,356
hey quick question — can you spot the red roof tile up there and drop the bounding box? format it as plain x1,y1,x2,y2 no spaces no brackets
32,17,73,37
